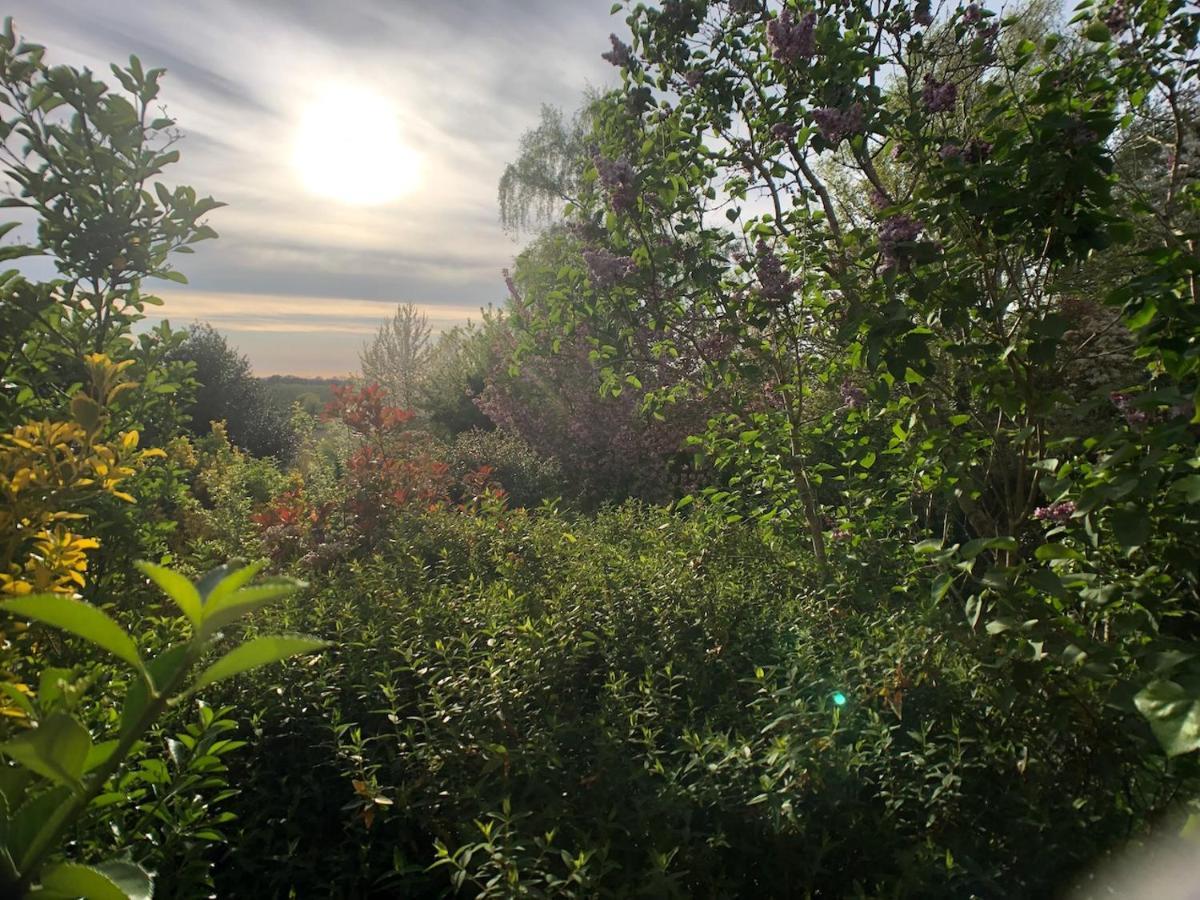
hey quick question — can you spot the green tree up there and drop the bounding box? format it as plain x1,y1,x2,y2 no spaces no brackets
359,302,432,410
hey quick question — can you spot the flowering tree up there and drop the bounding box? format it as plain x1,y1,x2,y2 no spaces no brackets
515,0,1200,757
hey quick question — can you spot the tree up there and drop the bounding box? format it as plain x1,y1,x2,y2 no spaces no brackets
498,103,595,235
359,302,432,410
174,323,295,460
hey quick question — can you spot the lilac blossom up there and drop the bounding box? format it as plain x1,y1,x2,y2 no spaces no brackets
812,103,865,144
1110,392,1150,428
1034,500,1076,523
1104,0,1128,32
914,0,934,26
878,214,924,268
755,239,799,300
939,142,964,161
840,378,867,409
767,9,817,64
582,248,635,287
962,3,983,25
602,33,633,67
771,122,798,141
923,76,958,113
684,69,704,88
594,154,638,213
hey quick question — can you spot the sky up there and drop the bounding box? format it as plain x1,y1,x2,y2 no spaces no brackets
7,0,621,375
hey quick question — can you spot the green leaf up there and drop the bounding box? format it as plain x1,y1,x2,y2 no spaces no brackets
40,860,153,900
200,580,303,638
0,596,142,672
860,451,877,469
1134,680,1200,757
1110,507,1150,549
0,713,91,787
931,573,953,603
913,538,943,554
960,536,1018,560
136,561,202,627
1084,19,1111,41
192,636,328,692
198,560,265,606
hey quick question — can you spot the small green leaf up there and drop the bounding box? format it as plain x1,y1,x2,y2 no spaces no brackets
192,636,328,691
1084,19,1111,41
136,562,202,626
0,713,91,787
40,859,153,900
1134,680,1200,757
1,595,142,671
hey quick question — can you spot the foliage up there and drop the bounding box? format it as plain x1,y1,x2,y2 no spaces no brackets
172,324,296,460
446,429,566,510
360,303,433,410
417,318,500,438
0,561,325,898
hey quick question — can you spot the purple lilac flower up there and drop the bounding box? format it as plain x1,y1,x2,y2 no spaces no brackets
601,34,633,67
962,3,983,25
840,378,867,409
754,240,799,300
1110,392,1150,428
869,189,890,209
771,122,797,141
767,9,817,64
1104,0,1128,32
939,143,964,161
830,527,853,542
812,103,865,144
684,69,704,88
923,76,958,113
582,248,635,287
594,155,637,213
966,138,993,161
878,214,924,267
1034,500,1076,523
914,0,934,26
501,267,520,307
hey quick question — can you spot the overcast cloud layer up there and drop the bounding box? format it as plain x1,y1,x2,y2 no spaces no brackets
8,0,619,374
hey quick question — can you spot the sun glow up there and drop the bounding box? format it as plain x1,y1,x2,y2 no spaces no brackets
292,85,421,206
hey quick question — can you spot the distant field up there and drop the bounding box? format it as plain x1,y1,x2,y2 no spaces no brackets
259,375,344,414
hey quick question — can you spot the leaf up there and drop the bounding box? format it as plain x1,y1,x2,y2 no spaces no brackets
136,561,201,627
40,860,153,900
192,636,328,691
1134,680,1200,757
0,713,91,787
1110,507,1150,549
200,580,303,638
931,573,953,603
860,451,877,469
913,538,943,554
960,536,1018,560
0,596,142,672
1084,19,1111,41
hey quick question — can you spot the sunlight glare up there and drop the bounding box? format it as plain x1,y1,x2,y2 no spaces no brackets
293,85,420,206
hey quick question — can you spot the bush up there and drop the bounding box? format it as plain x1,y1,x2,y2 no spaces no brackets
173,324,296,460
446,429,565,509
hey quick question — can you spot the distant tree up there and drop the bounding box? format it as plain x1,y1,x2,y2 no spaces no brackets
359,303,432,409
417,318,500,437
498,103,594,235
174,323,295,459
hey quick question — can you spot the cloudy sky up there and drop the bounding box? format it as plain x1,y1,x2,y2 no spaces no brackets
9,0,620,374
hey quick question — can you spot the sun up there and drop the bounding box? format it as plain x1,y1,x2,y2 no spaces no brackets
292,85,421,206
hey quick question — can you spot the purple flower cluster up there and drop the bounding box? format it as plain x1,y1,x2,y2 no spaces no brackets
962,3,983,25
602,33,633,67
594,155,637,213
840,378,867,410
684,69,704,88
914,0,934,26
923,76,957,113
1110,392,1150,428
754,239,799,300
940,139,993,162
878,214,924,267
869,189,890,209
770,121,798,141
767,9,817,64
812,103,865,144
1104,0,1128,32
582,248,635,287
502,268,522,305
1034,500,1076,523
830,527,853,542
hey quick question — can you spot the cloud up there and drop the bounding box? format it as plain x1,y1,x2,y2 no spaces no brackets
7,0,619,370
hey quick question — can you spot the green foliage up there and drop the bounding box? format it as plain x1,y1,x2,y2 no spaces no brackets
446,429,566,509
0,562,325,897
173,324,296,460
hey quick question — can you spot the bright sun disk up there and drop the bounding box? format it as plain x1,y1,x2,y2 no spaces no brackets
293,86,420,206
